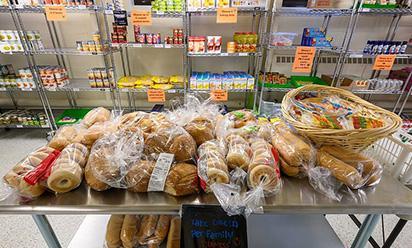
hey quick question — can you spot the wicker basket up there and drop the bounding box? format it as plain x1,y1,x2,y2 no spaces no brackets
281,85,402,151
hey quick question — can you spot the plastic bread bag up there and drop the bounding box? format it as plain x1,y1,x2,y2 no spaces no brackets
81,107,111,128
48,124,87,151
87,129,144,189
308,145,383,201
247,138,282,195
119,111,172,139
168,94,221,146
3,146,60,199
167,217,181,248
47,143,89,194
121,215,141,248
197,139,229,193
271,121,316,178
215,109,257,140
225,134,252,171
144,125,197,162
137,215,172,247
105,215,125,248
210,183,244,216
125,159,199,196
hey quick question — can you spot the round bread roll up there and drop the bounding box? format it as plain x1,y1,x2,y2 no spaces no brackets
226,149,250,170
84,160,110,191
106,215,125,248
169,134,196,162
48,126,78,151
184,116,214,146
82,107,111,127
164,163,199,197
119,111,147,132
279,157,301,177
228,110,256,128
28,151,51,167
59,148,86,168
125,160,155,192
144,132,169,156
3,163,33,188
248,164,279,191
121,215,140,248
207,168,229,185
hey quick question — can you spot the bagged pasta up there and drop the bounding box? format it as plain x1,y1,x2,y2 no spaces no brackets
137,215,171,247
271,121,316,178
197,140,230,192
145,125,196,162
47,143,88,193
3,146,60,199
86,129,144,190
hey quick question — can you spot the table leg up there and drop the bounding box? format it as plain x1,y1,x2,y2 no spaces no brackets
351,214,381,248
382,219,408,248
32,215,62,248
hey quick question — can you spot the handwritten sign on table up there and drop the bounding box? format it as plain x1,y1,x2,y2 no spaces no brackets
211,89,228,101
373,54,396,71
181,205,247,248
45,6,67,21
147,89,165,102
131,10,152,26
217,7,238,23
292,46,316,73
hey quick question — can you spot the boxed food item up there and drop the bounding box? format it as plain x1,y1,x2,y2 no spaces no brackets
270,32,297,46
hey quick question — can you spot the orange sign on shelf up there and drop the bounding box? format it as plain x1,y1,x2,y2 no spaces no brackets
131,10,152,26
292,46,316,73
373,54,396,71
147,89,165,102
45,6,67,21
211,89,228,101
216,8,237,24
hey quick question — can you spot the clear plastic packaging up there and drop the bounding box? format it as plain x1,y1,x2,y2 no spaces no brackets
48,124,87,151
121,215,140,248
167,217,181,248
105,215,125,248
197,139,229,192
271,121,316,178
3,146,60,199
247,138,282,194
81,107,111,128
225,134,252,170
215,109,257,140
47,143,89,194
270,32,297,46
137,215,171,247
87,129,144,189
145,125,197,162
81,121,118,149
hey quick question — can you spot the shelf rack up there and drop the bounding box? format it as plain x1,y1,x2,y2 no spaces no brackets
257,0,412,113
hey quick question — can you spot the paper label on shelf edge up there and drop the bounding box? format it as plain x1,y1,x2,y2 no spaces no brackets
361,8,370,12
211,89,228,101
373,54,396,71
350,54,363,58
292,46,316,73
147,89,166,102
22,88,33,91
131,10,152,26
238,52,248,56
16,125,23,128
45,6,67,22
164,44,171,48
133,44,143,48
121,88,129,92
147,153,174,192
73,88,80,91
221,52,228,56
104,9,113,15
48,88,56,91
216,7,238,24
78,5,86,9
154,44,163,48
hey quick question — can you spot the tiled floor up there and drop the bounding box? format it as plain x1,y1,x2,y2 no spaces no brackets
0,129,411,248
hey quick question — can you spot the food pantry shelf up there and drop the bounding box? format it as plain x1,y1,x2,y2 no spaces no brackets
119,88,185,93
273,7,353,16
262,87,403,95
0,171,411,214
358,8,412,15
188,52,261,57
61,79,112,92
14,5,101,13
111,43,185,49
104,10,184,18
0,6,11,12
31,48,117,56
267,45,342,54
0,124,49,129
189,89,256,93
346,52,412,59
187,7,265,15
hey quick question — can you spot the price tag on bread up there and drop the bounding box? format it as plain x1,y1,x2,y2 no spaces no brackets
148,153,174,192
210,89,228,101
45,6,67,21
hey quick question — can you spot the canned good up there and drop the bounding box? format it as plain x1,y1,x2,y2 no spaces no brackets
92,33,101,43
76,41,83,51
82,41,90,51
134,25,141,34
136,34,145,44
227,41,236,53
146,34,153,44
152,34,158,44
88,41,96,52
173,29,179,38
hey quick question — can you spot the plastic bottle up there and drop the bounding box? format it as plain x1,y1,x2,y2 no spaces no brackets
400,41,407,54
